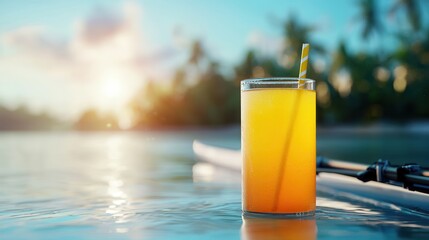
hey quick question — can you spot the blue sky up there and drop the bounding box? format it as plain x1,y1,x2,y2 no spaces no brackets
0,0,372,62
0,0,428,124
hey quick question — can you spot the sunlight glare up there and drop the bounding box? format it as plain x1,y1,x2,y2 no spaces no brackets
95,70,139,130
102,76,124,99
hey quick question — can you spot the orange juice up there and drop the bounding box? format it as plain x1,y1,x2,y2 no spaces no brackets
241,80,316,215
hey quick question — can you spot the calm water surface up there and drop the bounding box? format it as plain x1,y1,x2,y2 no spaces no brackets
0,129,428,239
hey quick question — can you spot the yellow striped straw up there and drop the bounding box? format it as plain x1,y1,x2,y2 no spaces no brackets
272,42,311,211
299,43,310,82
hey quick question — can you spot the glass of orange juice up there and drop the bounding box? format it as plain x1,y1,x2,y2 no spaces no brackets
241,78,316,217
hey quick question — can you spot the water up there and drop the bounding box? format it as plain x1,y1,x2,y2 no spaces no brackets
0,129,428,240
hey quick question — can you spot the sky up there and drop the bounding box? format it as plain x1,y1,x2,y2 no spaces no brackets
0,0,427,125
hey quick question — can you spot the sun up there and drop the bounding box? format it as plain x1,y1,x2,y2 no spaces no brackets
97,72,129,113
96,72,137,129
102,77,123,99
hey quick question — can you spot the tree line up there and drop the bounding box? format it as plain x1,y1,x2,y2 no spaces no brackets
72,0,429,130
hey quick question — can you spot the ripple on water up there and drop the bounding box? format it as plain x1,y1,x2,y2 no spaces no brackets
0,132,429,240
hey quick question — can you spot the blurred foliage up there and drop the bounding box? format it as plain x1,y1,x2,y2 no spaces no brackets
130,61,239,129
2,1,427,130
74,109,119,131
390,0,421,32
126,0,429,129
0,105,60,130
357,0,383,39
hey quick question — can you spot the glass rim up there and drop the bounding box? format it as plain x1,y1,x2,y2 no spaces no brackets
241,77,315,85
241,77,315,91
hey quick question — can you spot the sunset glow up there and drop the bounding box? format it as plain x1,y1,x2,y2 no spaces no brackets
102,77,123,99
94,69,141,129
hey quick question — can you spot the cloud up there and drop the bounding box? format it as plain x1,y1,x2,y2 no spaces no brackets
71,3,145,64
2,26,72,73
79,7,125,45
3,26,69,60
0,1,182,120
1,1,182,79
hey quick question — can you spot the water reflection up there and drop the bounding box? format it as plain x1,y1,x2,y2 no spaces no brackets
317,197,380,216
192,162,240,183
1,132,429,239
103,135,130,232
241,216,317,240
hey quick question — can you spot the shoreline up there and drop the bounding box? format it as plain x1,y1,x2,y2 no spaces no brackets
0,121,429,134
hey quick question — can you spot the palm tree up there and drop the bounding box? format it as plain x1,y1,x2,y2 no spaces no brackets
234,50,257,84
356,0,383,40
282,16,325,56
389,0,421,32
188,40,205,68
330,41,350,75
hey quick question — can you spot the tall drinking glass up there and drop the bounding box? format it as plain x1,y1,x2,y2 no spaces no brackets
241,78,316,217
